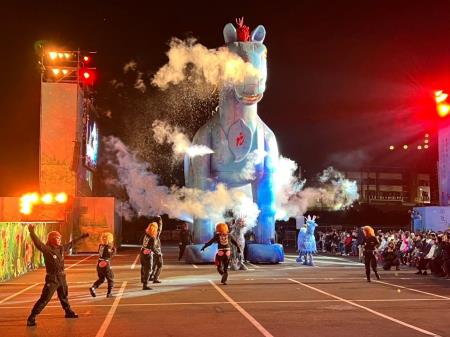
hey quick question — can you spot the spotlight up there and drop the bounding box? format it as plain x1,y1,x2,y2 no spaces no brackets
41,193,53,204
403,145,408,150
417,145,422,150
438,104,450,117
52,68,60,75
55,192,68,203
389,145,394,150
48,51,57,60
435,90,448,103
424,144,429,149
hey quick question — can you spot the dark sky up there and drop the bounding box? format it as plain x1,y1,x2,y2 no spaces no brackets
1,1,449,196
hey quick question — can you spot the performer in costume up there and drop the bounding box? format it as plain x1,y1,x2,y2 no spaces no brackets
26,224,88,326
89,232,116,298
178,222,192,261
362,225,380,282
149,216,163,283
140,222,158,290
296,215,317,266
230,217,249,271
201,223,240,285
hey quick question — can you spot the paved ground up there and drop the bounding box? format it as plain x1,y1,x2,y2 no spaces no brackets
1,244,449,337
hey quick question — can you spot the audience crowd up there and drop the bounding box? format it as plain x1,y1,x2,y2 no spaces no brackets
314,228,450,277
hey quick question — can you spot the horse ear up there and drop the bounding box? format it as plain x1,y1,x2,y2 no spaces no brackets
251,25,266,43
223,23,237,43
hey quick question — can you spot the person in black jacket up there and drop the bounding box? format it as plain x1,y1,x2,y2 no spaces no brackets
362,225,380,282
201,223,240,285
140,222,159,290
27,224,88,327
178,222,192,261
89,232,116,298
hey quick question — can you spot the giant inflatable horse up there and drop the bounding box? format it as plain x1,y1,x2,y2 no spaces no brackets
184,19,284,263
296,215,318,266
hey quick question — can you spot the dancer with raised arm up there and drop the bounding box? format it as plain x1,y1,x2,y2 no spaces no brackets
26,224,88,326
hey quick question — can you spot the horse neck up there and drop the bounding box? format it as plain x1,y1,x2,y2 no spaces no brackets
219,90,258,130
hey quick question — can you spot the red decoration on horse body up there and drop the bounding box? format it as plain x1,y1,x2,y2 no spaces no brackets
236,17,250,42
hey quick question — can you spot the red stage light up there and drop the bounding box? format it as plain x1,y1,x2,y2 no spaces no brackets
437,103,450,118
435,90,450,118
79,68,96,85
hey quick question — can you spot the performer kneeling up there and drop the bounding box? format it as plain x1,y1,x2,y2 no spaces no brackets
140,222,158,290
89,232,116,298
27,224,88,327
362,225,380,282
201,223,240,285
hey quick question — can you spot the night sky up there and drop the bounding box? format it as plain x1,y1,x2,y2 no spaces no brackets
1,1,449,196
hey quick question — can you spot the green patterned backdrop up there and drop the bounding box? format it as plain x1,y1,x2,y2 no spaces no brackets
0,222,59,282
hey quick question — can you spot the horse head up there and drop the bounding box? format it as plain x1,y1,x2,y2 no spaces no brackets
223,18,267,105
304,215,317,232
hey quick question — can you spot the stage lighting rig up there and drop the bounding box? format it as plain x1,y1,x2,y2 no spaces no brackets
40,48,96,86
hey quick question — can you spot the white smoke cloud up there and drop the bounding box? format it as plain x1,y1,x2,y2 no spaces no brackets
134,72,146,93
317,167,359,210
239,150,266,181
274,159,359,220
110,79,124,89
123,60,137,73
103,137,357,227
152,120,213,159
152,38,260,90
121,60,147,92
103,136,258,224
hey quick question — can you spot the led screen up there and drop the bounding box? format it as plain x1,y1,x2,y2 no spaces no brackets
85,121,98,170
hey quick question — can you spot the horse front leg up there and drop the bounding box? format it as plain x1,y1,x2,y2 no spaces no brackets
246,148,283,263
252,170,276,245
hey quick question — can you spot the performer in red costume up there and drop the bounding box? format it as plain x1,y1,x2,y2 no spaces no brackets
201,223,240,285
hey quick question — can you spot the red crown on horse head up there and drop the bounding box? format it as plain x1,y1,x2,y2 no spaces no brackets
236,17,250,42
